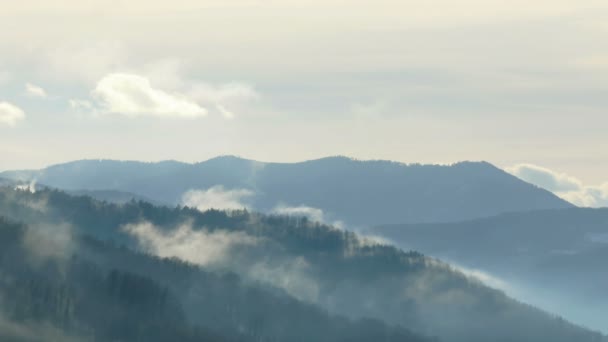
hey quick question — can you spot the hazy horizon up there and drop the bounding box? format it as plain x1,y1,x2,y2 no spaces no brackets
2,1,608,185
2,154,606,208
1,2,607,340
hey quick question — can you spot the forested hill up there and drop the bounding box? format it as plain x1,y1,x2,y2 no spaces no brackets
0,217,430,342
370,208,608,332
0,156,573,226
0,187,603,342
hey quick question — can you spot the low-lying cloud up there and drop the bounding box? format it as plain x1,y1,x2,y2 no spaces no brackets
182,186,254,211
0,102,25,127
123,221,259,267
272,204,345,230
22,223,74,268
453,264,510,292
272,205,326,223
507,163,608,207
0,313,85,342
14,179,37,193
248,256,320,303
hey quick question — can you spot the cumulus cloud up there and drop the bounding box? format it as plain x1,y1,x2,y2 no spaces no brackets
507,163,608,207
0,102,25,126
25,83,48,98
141,59,258,118
181,186,254,211
92,73,208,118
123,221,258,267
72,70,258,119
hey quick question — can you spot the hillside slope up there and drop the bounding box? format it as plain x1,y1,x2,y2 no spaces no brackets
0,187,602,342
371,208,608,332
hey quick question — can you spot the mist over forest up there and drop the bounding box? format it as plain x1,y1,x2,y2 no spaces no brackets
3,1,608,340
0,157,606,341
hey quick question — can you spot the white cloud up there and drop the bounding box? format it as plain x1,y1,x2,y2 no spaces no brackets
0,102,25,127
273,205,326,223
272,204,345,229
559,184,608,208
505,164,582,192
507,163,608,207
24,83,47,98
249,256,320,302
122,219,319,301
181,186,254,211
14,179,37,193
77,72,257,119
453,264,510,292
142,61,257,119
23,223,74,268
122,221,258,267
92,73,208,118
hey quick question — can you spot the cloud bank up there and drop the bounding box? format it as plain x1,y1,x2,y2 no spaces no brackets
181,186,254,211
272,204,345,230
0,102,25,127
22,223,74,269
14,179,37,193
123,220,319,302
272,205,326,223
123,221,258,267
507,164,608,207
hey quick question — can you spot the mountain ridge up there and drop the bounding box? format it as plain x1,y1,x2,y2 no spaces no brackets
0,186,603,342
0,156,574,226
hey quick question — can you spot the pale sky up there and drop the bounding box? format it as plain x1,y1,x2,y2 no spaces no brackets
1,1,608,186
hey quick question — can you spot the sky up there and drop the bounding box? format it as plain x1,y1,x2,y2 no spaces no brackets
1,1,608,188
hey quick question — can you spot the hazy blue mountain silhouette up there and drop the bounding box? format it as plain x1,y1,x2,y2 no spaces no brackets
0,156,573,225
371,208,608,333
0,187,604,342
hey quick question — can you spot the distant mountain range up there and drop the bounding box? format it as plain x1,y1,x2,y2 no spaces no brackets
0,186,604,342
0,156,573,226
370,208,608,333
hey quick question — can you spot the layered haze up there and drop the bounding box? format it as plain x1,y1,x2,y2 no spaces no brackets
0,156,573,226
1,1,608,184
1,1,606,340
